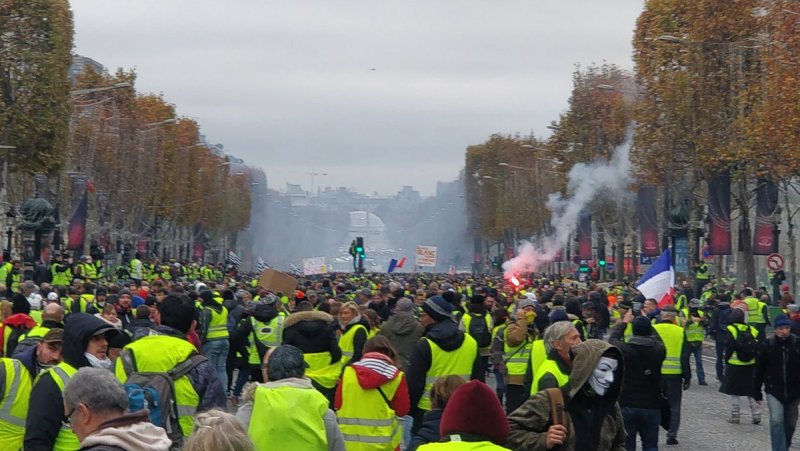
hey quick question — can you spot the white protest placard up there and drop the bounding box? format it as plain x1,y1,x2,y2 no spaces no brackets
302,257,328,275
416,245,438,267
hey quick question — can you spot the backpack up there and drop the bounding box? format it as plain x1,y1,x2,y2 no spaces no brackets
119,349,208,447
733,326,758,362
467,313,492,348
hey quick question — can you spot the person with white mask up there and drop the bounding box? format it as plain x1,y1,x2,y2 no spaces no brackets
508,339,626,451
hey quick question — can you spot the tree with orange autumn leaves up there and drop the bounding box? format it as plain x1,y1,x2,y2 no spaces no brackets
67,67,252,257
633,0,800,287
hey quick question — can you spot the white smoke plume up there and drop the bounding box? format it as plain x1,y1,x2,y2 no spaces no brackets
502,127,634,279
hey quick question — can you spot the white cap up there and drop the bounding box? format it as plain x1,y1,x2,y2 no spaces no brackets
47,292,59,302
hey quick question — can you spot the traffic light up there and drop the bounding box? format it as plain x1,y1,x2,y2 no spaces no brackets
579,261,590,273
356,237,365,258
598,259,606,267
349,240,357,257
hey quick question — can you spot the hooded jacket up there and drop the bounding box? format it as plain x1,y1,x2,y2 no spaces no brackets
78,410,171,451
25,313,118,451
378,311,425,372
234,303,282,364
334,352,410,417
283,311,342,361
754,334,800,403
507,340,626,451
407,319,481,413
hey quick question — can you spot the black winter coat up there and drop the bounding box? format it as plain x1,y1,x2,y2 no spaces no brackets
24,314,118,451
410,408,443,450
755,334,800,402
609,323,666,409
282,311,341,362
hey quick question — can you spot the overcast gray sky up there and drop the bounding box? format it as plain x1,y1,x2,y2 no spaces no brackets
71,0,644,196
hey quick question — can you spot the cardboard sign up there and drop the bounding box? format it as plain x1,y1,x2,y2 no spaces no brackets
258,269,297,295
302,257,328,275
416,245,438,267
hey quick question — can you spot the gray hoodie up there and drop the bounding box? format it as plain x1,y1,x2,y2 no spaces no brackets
79,411,171,450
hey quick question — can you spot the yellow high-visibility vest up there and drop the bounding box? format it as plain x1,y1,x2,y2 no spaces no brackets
337,366,402,450
38,362,80,451
0,358,31,449
653,322,685,375
531,357,569,393
249,384,328,451
418,335,477,410
115,335,201,436
205,306,229,340
339,324,367,367
726,324,759,366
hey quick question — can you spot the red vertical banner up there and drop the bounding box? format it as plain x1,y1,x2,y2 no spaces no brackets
637,186,661,257
66,191,88,251
707,173,732,255
577,214,592,260
753,178,779,255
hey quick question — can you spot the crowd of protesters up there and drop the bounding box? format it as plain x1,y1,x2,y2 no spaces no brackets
0,251,795,450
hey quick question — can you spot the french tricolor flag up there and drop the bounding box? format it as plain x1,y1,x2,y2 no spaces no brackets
635,248,675,307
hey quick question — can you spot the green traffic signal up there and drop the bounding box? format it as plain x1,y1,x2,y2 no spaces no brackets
599,259,606,267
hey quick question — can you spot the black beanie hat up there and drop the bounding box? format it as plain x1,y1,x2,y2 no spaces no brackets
12,294,30,315
632,316,652,336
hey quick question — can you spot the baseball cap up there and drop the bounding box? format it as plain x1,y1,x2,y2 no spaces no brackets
43,328,64,343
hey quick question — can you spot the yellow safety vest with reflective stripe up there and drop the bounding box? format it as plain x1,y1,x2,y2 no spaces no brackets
417,440,511,450
726,324,759,366
340,324,368,367
531,357,569,393
682,309,705,342
304,351,341,389
81,263,98,280
503,329,532,377
205,306,229,340
337,366,402,450
18,325,51,343
249,384,328,451
418,335,477,411
115,335,201,436
39,362,80,451
130,258,143,280
744,297,766,324
653,323,684,375
0,358,31,449
695,263,710,280
247,315,285,365
529,339,546,387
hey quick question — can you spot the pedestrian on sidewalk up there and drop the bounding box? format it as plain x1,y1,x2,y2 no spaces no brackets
755,314,800,451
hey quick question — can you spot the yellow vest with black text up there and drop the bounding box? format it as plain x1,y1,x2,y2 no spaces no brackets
340,324,368,367
0,358,31,449
726,324,759,366
337,365,402,450
115,335,201,436
418,440,511,450
744,297,766,325
531,357,569,393
39,361,79,451
247,314,285,365
305,351,342,389
503,328,532,378
205,306,229,340
418,334,477,410
653,322,685,375
248,384,328,451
